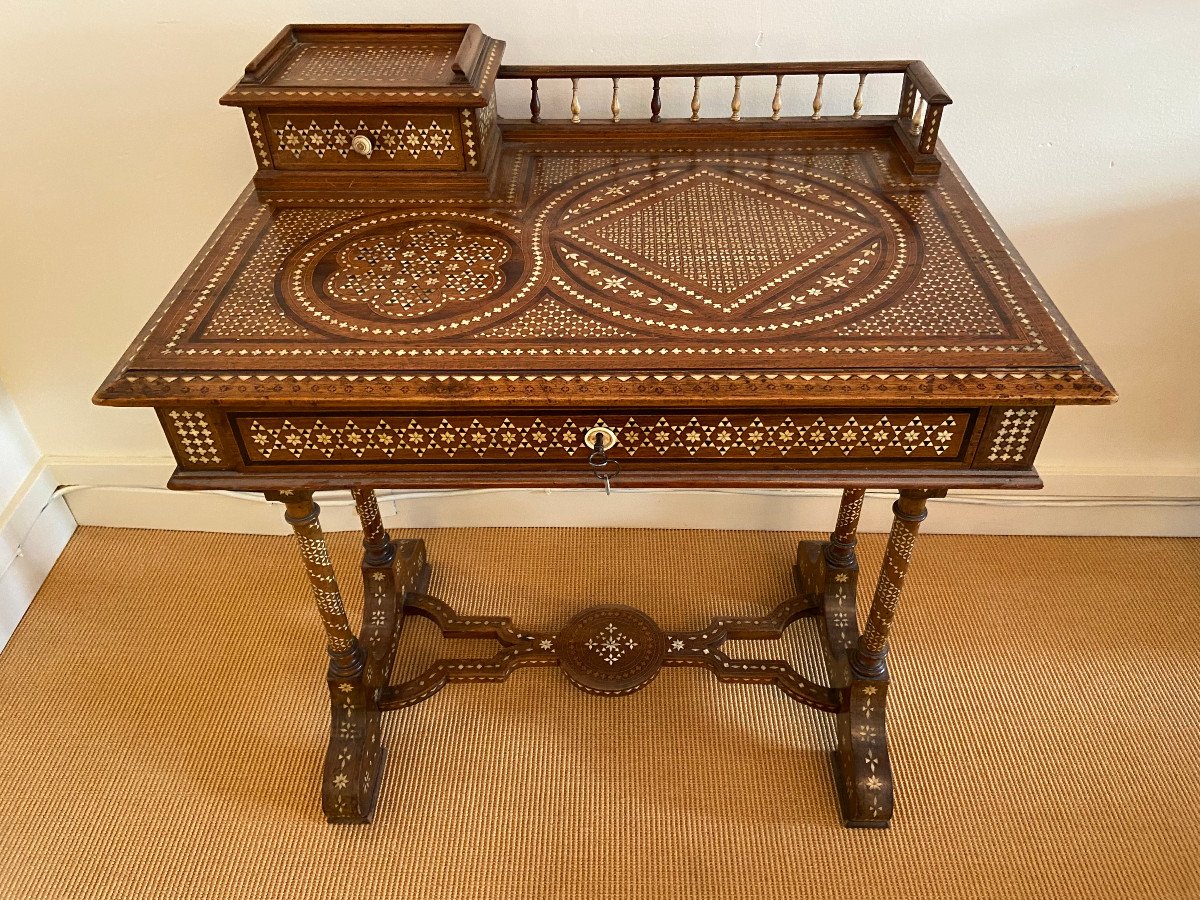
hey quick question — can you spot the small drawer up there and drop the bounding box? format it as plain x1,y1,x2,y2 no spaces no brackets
265,110,466,170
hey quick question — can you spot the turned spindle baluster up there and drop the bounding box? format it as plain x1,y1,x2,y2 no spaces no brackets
690,76,701,121
529,77,541,124
852,490,933,678
812,72,825,120
825,489,866,569
280,493,364,678
911,97,925,136
730,75,742,121
611,77,621,123
650,75,662,123
852,73,866,119
570,77,581,124
771,74,784,121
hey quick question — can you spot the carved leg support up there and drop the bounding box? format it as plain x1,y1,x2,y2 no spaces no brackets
274,489,426,824
799,488,937,827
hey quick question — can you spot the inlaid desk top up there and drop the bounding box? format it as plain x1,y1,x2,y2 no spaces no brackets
95,31,1113,493
98,140,1110,406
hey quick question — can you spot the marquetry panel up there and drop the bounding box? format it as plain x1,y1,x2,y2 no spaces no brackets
158,409,230,469
231,410,975,466
267,43,455,87
265,112,464,168
972,406,1052,469
96,143,1115,411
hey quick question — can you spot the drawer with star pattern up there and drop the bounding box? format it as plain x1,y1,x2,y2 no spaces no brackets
263,111,468,170
155,405,1054,489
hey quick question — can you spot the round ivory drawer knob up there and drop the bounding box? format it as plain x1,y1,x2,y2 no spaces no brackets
351,134,373,157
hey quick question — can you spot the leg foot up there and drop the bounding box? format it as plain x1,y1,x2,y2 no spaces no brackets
832,678,893,827
322,680,387,824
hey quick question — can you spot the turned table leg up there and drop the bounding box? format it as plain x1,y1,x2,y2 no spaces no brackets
279,492,364,678
796,488,939,827
835,488,935,826
273,494,420,825
351,487,395,567
825,488,866,569
853,489,932,679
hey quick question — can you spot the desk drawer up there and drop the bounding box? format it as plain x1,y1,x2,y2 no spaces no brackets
159,406,1055,489
228,409,976,465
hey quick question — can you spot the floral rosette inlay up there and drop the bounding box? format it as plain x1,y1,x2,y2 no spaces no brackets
325,223,510,319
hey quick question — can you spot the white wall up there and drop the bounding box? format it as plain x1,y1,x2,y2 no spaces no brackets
0,1,1197,534
0,379,76,648
0,382,40,514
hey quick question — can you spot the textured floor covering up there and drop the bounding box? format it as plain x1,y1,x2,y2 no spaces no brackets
0,526,1197,899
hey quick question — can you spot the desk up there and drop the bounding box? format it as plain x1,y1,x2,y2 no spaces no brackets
95,24,1114,827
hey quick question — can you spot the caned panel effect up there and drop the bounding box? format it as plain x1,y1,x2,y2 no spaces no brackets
268,43,455,87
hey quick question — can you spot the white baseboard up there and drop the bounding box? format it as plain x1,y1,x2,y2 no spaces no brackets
49,456,1200,537
0,460,78,650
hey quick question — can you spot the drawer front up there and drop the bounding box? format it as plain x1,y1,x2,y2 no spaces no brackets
229,410,976,466
264,110,465,170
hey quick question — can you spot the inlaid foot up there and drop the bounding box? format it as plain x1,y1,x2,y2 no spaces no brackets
321,538,428,824
797,539,895,827
322,680,388,824
831,679,893,827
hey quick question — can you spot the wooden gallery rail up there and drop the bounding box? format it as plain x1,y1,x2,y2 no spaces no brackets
498,60,951,174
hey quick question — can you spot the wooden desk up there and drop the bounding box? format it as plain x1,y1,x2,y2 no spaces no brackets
95,24,1114,827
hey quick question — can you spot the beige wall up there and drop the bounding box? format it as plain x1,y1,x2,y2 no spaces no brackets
1,2,1197,530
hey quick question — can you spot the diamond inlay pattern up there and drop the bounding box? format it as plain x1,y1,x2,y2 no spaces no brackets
987,408,1038,463
478,295,639,340
587,171,845,296
586,624,638,665
269,43,453,86
166,410,221,466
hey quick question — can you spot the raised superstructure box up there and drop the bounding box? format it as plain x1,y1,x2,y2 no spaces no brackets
220,24,504,200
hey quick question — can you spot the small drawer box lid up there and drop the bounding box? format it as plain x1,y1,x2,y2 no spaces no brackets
219,23,504,109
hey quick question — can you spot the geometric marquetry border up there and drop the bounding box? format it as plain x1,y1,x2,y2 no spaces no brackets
971,406,1051,469
158,408,229,468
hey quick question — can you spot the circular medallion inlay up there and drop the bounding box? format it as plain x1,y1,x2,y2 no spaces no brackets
557,604,667,696
282,213,535,335
324,222,511,319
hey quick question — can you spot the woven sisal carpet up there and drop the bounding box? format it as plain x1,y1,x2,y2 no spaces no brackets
0,527,1197,899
